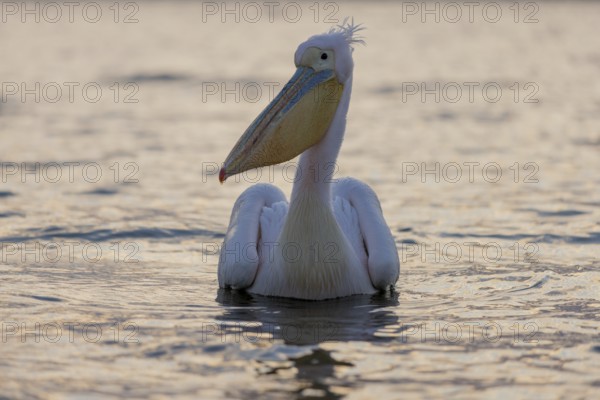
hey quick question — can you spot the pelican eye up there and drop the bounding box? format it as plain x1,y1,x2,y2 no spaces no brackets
321,53,328,60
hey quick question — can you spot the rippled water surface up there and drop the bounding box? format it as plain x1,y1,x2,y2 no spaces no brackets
1,1,599,398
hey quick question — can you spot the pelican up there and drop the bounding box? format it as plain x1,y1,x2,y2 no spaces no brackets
218,21,399,300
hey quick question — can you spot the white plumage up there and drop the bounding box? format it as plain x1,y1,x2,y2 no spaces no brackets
218,21,400,300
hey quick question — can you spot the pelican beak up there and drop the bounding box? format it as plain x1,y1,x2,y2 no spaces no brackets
219,67,343,183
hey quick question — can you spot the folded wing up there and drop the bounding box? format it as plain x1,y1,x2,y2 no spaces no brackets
218,183,287,289
332,177,400,290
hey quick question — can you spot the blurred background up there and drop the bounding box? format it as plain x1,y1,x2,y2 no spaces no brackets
1,1,599,398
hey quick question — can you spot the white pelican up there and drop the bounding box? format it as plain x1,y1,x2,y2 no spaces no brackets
218,21,399,300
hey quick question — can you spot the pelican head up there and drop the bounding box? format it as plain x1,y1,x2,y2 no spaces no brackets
219,21,365,183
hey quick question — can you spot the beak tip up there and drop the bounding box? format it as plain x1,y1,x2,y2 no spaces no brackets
219,167,227,184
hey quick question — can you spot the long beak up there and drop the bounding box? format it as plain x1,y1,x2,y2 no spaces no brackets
219,66,343,183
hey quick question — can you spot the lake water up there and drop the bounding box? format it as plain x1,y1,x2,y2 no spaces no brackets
1,1,599,398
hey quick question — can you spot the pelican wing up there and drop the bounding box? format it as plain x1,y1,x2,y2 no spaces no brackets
333,178,400,290
218,183,287,289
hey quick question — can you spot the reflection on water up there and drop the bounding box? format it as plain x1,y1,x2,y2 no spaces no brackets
215,290,400,397
216,289,399,345
1,1,599,398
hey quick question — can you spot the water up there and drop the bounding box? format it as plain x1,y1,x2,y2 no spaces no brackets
1,1,599,398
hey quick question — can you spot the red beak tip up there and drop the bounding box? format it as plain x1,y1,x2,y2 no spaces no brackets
219,168,226,184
